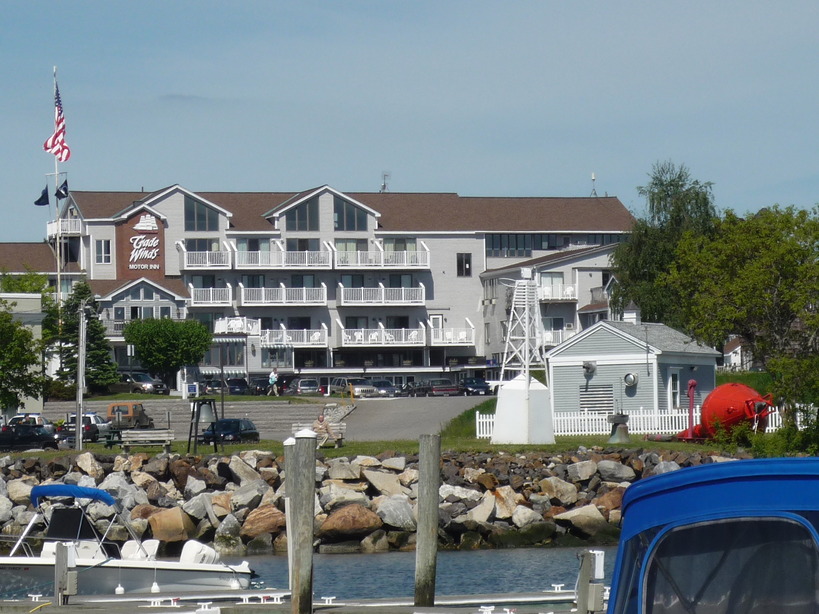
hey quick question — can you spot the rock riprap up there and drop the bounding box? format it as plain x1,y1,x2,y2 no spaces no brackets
0,447,742,555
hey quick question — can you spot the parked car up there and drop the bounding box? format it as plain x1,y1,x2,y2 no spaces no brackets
110,372,169,395
199,418,260,444
68,413,111,436
225,378,249,395
458,377,492,396
286,378,320,395
329,377,377,398
57,415,101,443
106,402,155,429
248,377,270,395
7,414,56,433
0,424,60,451
397,381,423,397
424,378,459,397
370,379,398,397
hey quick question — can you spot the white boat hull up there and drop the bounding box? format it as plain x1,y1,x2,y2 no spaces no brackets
0,556,253,597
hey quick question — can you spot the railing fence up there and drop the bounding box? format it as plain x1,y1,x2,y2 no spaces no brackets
476,406,800,439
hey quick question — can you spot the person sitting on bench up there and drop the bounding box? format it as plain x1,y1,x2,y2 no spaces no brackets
312,414,338,448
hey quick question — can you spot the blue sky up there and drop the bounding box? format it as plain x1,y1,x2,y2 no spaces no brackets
2,1,818,243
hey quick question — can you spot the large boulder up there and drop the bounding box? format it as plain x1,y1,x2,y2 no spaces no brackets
148,506,196,542
375,495,416,531
239,504,287,539
318,504,383,539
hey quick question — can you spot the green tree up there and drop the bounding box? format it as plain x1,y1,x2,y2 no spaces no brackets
666,206,819,412
0,300,46,410
123,318,212,383
58,281,120,391
610,161,717,324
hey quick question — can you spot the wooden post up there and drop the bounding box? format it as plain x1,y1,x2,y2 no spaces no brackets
290,429,316,614
414,433,440,606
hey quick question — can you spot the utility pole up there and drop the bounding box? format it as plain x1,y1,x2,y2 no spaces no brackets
74,299,88,452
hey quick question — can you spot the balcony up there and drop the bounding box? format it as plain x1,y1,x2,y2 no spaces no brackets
538,284,577,301
337,283,426,306
235,249,332,269
541,329,577,346
429,327,476,346
214,317,261,336
239,283,328,306
176,240,232,269
101,317,186,337
260,327,328,348
188,284,233,307
47,218,83,239
340,327,426,347
335,245,430,269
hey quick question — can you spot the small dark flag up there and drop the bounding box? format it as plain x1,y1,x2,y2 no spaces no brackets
34,186,49,207
55,179,68,199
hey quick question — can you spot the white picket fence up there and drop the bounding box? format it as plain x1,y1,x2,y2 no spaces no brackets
475,406,794,439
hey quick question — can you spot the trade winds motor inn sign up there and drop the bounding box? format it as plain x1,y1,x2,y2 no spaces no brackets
117,213,165,280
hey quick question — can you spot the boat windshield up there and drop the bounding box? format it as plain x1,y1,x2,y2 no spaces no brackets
617,516,819,614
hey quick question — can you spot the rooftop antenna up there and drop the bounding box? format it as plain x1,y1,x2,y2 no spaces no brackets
379,171,391,193
590,172,598,197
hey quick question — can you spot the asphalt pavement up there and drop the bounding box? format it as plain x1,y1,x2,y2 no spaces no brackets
41,394,488,444
343,394,483,441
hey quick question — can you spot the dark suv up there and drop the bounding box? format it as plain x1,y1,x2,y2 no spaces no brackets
110,372,169,395
0,424,60,451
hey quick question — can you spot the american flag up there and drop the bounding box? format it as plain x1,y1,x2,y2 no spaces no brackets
43,81,71,162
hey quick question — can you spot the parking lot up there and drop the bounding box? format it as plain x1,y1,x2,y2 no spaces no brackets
343,394,486,441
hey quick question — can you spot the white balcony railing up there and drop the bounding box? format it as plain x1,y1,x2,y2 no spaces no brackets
47,218,83,238
235,250,332,269
239,283,328,306
541,329,577,346
429,328,475,346
183,250,232,269
341,327,427,347
101,317,187,337
188,284,233,306
335,248,430,269
260,327,328,348
337,283,425,306
538,284,577,301
214,316,261,336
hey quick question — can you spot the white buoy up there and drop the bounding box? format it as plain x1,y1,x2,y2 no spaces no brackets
115,584,125,595
229,578,241,590
151,582,160,593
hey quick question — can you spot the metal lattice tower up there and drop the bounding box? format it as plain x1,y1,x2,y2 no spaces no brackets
500,274,547,384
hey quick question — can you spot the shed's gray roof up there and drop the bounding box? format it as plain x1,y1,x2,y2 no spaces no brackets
605,321,720,356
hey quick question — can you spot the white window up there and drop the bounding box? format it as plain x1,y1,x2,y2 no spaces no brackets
95,239,111,264
669,368,681,409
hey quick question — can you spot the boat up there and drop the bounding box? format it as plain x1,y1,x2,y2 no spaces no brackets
0,484,253,597
606,457,819,614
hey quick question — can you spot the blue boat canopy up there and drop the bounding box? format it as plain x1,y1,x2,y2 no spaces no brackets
31,484,117,507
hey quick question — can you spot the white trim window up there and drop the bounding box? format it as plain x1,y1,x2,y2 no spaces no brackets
668,367,681,410
95,239,111,264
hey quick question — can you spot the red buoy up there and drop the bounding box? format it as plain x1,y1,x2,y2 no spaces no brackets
678,382,775,440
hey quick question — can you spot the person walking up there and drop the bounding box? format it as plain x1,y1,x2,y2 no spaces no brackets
267,368,279,396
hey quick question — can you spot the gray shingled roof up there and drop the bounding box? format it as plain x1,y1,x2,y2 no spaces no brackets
605,321,720,356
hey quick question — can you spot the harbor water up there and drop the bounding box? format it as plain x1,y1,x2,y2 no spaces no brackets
233,546,617,600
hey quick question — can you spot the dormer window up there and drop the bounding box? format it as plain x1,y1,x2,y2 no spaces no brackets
185,196,218,231
334,197,367,231
286,198,319,231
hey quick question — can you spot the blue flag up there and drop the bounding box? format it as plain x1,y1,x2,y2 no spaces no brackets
34,186,49,207
55,179,68,199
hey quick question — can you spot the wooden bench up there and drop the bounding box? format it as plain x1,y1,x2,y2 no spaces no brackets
291,422,346,447
108,428,175,454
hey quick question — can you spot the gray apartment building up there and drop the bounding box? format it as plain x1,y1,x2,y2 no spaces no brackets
1,184,633,391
